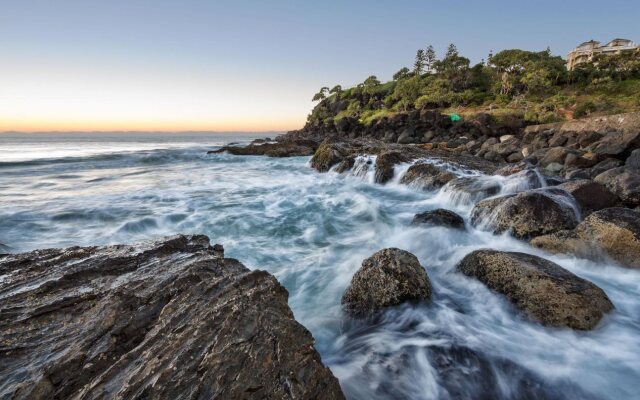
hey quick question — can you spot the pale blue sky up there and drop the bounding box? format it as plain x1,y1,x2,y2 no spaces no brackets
1,0,638,131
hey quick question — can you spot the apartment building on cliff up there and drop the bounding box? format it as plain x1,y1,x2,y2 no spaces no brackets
567,38,638,70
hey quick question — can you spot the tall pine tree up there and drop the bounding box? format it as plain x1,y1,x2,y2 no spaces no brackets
425,45,437,72
414,49,426,75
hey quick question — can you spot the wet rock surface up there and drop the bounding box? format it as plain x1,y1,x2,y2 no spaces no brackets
532,207,640,269
457,250,614,330
411,209,465,230
342,248,431,316
399,162,456,190
209,139,319,157
0,235,344,400
470,188,579,239
557,179,619,215
594,166,640,207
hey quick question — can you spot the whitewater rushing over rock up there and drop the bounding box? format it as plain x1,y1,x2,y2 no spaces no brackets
1,133,639,399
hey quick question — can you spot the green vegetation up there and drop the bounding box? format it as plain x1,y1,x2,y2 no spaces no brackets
308,45,640,127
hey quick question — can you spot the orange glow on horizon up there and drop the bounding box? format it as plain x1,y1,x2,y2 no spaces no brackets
0,116,303,133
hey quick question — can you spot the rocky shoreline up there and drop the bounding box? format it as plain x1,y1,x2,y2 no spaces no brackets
210,111,640,320
0,235,344,399
3,112,640,398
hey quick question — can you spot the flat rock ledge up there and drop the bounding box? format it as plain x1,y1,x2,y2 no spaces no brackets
457,250,614,330
342,248,431,316
0,235,344,400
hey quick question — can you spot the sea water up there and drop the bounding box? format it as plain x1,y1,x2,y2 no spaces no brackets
0,133,638,400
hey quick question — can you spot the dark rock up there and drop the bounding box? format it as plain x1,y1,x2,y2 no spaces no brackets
209,139,318,157
457,250,614,330
626,149,640,169
590,158,623,177
399,163,456,190
470,188,579,239
578,131,604,148
383,131,397,143
342,248,431,316
411,208,465,229
594,167,640,207
0,235,344,399
375,151,410,184
589,130,640,159
397,127,415,144
334,157,355,173
532,208,640,269
558,179,618,215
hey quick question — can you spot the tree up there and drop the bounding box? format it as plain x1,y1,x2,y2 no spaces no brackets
392,76,423,111
425,45,437,72
329,85,342,94
414,49,426,75
312,87,330,102
433,43,471,90
393,67,411,81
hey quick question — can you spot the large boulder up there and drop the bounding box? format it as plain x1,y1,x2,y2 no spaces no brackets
457,250,614,330
411,208,465,230
342,248,431,316
310,143,345,172
399,163,456,190
470,188,579,239
0,235,344,400
532,207,640,269
594,167,640,207
589,130,640,158
557,179,618,215
374,151,410,184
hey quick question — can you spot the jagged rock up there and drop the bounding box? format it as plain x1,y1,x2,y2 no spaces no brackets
470,188,579,239
411,209,465,230
310,143,345,172
209,139,318,157
375,151,410,184
0,235,344,400
532,207,640,269
342,248,431,316
456,250,614,330
399,163,456,190
558,179,618,215
594,167,640,207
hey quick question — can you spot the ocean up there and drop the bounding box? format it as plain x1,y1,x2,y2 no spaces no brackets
1,132,638,399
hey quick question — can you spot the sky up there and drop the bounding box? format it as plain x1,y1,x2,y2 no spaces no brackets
1,0,639,132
